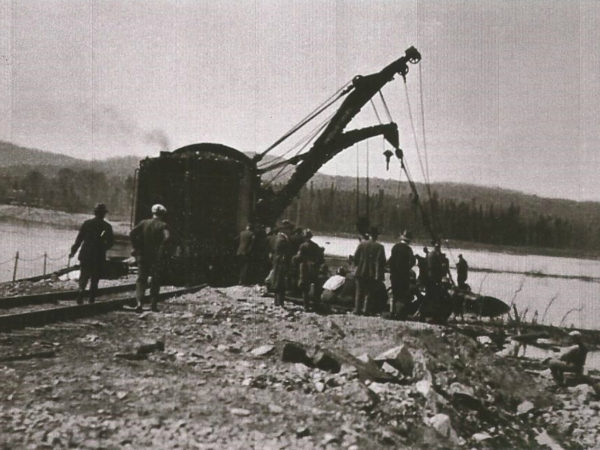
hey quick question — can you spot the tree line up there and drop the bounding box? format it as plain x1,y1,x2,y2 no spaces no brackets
284,183,600,251
3,168,599,251
0,168,135,217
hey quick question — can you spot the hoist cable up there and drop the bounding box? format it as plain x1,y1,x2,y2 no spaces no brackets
258,81,352,160
370,99,382,125
418,63,431,187
263,110,336,185
378,90,393,123
257,87,348,168
402,82,430,197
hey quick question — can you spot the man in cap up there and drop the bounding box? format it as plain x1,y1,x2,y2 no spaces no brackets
353,226,386,315
548,331,588,385
271,219,294,306
70,203,114,304
388,230,416,317
129,204,170,312
296,228,325,311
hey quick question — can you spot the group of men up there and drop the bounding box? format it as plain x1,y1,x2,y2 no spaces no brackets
237,219,325,311
70,203,170,312
352,227,470,321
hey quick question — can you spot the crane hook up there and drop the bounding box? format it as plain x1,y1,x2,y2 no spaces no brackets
383,149,394,170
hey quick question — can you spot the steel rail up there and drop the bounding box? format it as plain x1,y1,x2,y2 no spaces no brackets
0,284,207,332
0,283,138,309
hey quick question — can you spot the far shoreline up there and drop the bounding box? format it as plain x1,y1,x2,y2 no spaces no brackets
2,204,598,261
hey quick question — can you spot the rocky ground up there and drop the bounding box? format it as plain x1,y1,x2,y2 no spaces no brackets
1,284,600,449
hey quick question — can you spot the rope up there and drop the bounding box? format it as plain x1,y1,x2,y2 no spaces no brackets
18,255,44,262
378,90,393,123
257,89,347,169
402,82,430,195
258,81,352,160
263,110,336,186
370,99,382,125
47,252,69,261
418,64,431,187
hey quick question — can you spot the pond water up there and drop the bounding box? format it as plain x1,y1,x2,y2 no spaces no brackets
1,220,599,330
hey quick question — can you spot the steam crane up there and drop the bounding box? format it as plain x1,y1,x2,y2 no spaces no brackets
133,47,421,284
254,46,421,225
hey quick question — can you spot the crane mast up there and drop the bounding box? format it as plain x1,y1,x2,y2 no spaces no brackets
256,47,421,225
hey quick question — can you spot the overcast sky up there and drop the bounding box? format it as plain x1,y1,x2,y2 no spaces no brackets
1,0,599,201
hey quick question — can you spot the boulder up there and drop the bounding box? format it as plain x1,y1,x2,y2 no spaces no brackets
280,341,313,366
338,380,380,411
374,345,414,376
448,382,481,409
472,432,492,442
312,349,342,373
250,345,275,357
517,400,535,416
568,384,596,403
427,414,459,444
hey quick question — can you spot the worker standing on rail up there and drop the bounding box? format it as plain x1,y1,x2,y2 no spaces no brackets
69,203,114,304
388,230,416,318
353,227,386,315
130,204,170,312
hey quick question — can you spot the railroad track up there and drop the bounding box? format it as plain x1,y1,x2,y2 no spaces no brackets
0,284,207,332
0,283,138,309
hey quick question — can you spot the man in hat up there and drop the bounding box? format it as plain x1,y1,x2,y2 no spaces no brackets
69,203,114,304
296,228,325,311
548,331,588,385
353,226,386,315
456,254,469,289
388,230,416,317
271,219,294,306
419,240,451,323
130,204,170,312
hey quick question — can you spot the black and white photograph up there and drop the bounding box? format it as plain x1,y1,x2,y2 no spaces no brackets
1,1,600,448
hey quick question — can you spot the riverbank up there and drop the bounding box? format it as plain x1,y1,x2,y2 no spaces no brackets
314,230,600,261
1,281,600,448
0,204,130,235
3,204,598,261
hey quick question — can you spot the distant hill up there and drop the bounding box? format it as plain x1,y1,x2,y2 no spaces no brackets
3,140,600,231
0,141,139,178
0,141,80,167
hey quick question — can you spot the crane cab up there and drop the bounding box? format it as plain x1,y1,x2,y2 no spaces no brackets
133,143,259,285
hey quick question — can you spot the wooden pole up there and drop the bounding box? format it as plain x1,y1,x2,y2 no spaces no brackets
12,251,19,282
43,252,47,276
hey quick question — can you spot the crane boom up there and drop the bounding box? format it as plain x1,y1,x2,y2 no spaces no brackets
256,46,421,225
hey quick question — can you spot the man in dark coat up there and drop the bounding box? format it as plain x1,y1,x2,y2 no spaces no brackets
388,230,416,317
70,203,114,304
236,224,255,285
421,241,451,323
296,229,324,311
129,204,170,312
271,220,294,306
353,227,386,315
456,254,469,289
